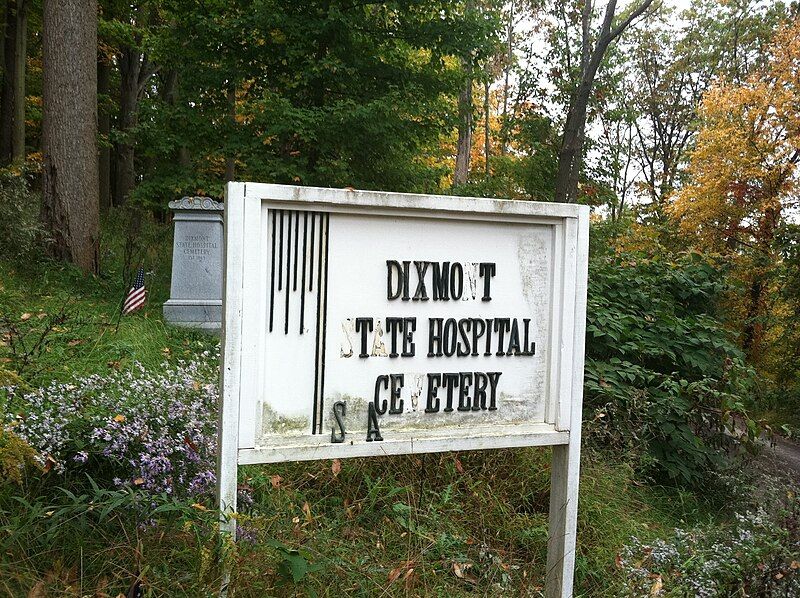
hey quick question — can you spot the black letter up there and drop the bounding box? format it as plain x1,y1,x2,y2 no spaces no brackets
471,318,486,356
428,318,443,357
355,318,374,358
386,260,403,300
479,263,496,301
522,318,536,356
507,319,522,356
402,261,411,300
373,375,389,415
330,401,346,443
401,317,416,357
442,373,459,412
486,372,502,410
425,373,441,413
389,374,405,414
366,403,383,441
457,372,473,411
473,372,488,410
494,318,510,356
443,319,457,357
413,261,430,301
432,262,450,300
450,263,464,300
457,318,471,356
385,317,403,357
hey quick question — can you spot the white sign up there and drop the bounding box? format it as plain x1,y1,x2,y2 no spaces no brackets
217,183,589,597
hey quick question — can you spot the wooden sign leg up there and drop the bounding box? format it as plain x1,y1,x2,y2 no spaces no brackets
217,182,246,597
545,440,580,597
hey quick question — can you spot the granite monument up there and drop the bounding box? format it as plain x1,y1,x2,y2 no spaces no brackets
163,196,224,330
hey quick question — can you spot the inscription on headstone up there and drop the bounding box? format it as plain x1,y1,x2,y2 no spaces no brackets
163,196,224,330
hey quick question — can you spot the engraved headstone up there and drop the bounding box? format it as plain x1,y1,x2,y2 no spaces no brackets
163,196,224,330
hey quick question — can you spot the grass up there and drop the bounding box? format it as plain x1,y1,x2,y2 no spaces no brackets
1,212,797,596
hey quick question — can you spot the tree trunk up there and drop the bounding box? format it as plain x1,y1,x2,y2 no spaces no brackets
98,56,111,211
500,0,513,156
163,70,191,169
1,0,26,164
454,77,472,185
484,76,490,175
554,78,592,203
42,0,99,274
225,84,235,181
115,46,140,204
554,0,655,203
742,277,764,362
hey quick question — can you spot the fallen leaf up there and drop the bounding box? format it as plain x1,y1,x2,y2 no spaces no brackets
37,313,47,319
20,312,32,321
192,380,200,391
107,360,120,370
649,576,663,596
615,554,623,569
184,436,199,453
775,572,784,580
270,474,282,489
331,458,341,477
387,561,415,582
162,347,171,355
454,457,464,474
67,339,83,347
791,561,800,570
133,478,144,486
114,414,126,423
27,581,46,598
302,501,313,522
387,566,404,583
452,562,477,584
42,454,57,474
191,503,208,511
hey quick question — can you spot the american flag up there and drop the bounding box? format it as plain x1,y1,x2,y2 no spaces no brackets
123,267,147,315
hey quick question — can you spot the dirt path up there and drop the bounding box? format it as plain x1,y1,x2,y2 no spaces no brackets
756,433,800,478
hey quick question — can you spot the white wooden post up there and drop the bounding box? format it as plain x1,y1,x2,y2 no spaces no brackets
217,183,246,593
545,210,589,598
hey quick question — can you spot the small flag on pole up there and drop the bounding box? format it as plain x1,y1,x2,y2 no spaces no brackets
123,267,147,315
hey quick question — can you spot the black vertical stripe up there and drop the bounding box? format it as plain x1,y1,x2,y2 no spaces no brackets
269,209,276,332
312,213,324,433
293,211,299,290
317,213,330,434
300,212,308,334
309,212,316,292
285,210,292,334
278,210,284,291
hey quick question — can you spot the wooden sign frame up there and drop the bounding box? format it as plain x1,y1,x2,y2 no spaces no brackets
217,182,589,597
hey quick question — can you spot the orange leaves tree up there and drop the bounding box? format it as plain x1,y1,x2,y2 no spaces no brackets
669,18,800,363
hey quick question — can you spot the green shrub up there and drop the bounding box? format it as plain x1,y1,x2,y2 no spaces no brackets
0,427,38,485
584,247,759,485
0,166,47,260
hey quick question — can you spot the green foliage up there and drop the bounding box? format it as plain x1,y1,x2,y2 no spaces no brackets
0,478,224,595
584,237,759,484
0,166,47,260
0,428,38,486
126,0,499,208
451,112,558,201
